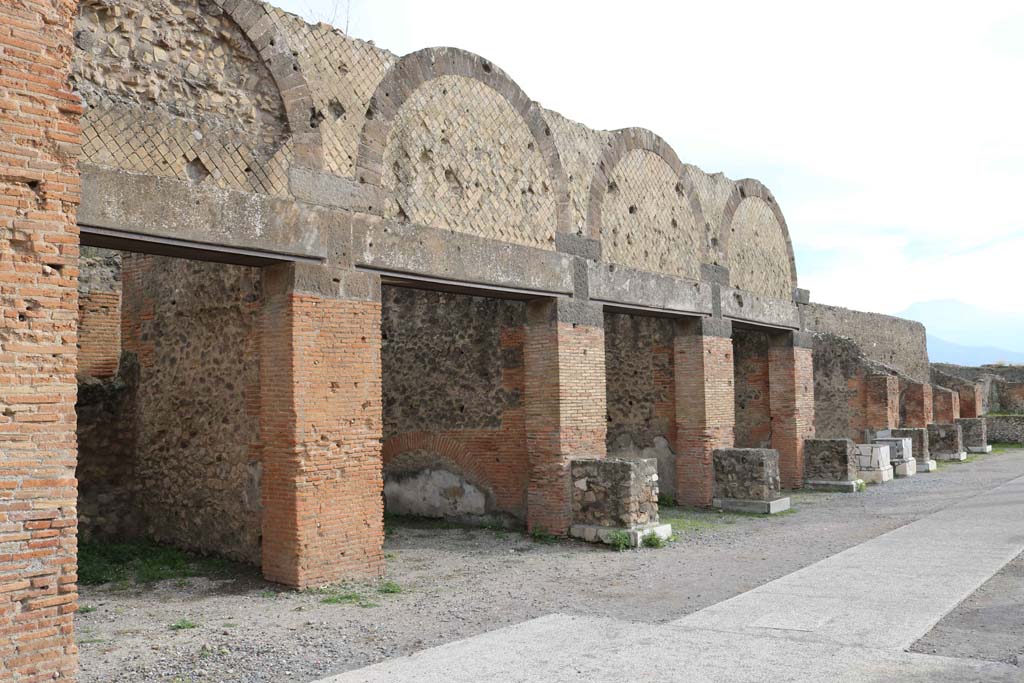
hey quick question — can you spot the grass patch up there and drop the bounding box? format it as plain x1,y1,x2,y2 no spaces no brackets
78,638,107,645
78,538,248,587
320,592,362,605
641,533,666,549
77,605,97,614
169,618,198,631
378,580,402,594
606,530,631,552
530,528,557,544
991,442,1022,453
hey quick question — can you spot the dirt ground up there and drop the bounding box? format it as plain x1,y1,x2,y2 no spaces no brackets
76,447,1024,682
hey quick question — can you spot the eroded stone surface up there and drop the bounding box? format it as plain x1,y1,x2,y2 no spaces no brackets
713,448,782,502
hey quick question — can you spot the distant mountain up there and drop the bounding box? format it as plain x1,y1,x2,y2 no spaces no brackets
926,335,1024,366
896,300,1024,362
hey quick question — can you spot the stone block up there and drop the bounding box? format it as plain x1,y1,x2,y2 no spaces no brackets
713,497,792,514
873,436,915,477
855,444,894,483
929,423,966,460
713,448,782,502
570,458,659,537
893,458,917,477
888,428,933,471
956,417,988,451
804,479,864,493
569,522,673,548
803,439,859,488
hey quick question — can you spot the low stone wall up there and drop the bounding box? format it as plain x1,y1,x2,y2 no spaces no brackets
571,458,659,529
890,428,930,463
929,423,964,456
803,439,858,483
956,418,987,450
986,416,1024,444
713,448,782,501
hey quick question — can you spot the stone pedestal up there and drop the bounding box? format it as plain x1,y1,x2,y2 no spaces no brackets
712,448,791,514
888,428,936,472
929,423,966,461
803,439,864,492
568,458,671,547
855,444,894,483
956,418,989,454
873,436,916,477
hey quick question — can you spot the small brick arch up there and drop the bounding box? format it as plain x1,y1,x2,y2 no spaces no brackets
719,179,798,289
585,127,709,246
381,433,493,496
211,0,324,169
355,47,571,232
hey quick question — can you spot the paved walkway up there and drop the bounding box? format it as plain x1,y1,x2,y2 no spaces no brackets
322,474,1024,682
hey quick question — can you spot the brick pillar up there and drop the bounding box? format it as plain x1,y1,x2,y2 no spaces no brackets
674,318,734,507
958,385,984,418
933,386,959,424
0,0,81,678
769,331,815,489
259,265,384,587
902,382,933,428
866,375,899,433
524,299,606,535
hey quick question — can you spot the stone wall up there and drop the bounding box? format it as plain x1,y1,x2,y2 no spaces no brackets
812,332,898,441
604,313,677,499
77,247,122,378
76,355,138,540
713,448,782,501
570,458,658,529
733,328,772,448
890,428,931,464
381,286,528,521
118,254,264,563
956,418,987,450
986,416,1024,444
804,303,929,382
803,439,858,483
929,423,963,456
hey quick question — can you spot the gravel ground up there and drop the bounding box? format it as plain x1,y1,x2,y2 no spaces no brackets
911,550,1024,666
77,447,1024,682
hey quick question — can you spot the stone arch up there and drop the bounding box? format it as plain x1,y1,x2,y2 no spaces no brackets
355,47,571,242
209,0,323,169
586,128,710,280
719,179,798,299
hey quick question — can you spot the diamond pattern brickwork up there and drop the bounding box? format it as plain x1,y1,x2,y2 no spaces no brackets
602,149,704,280
728,197,793,299
545,109,611,236
683,166,735,265
382,75,557,250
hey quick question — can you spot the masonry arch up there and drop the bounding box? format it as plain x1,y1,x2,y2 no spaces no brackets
586,128,710,280
719,179,798,300
356,47,571,248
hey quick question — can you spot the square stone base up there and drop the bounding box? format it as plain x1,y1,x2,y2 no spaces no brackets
804,479,864,493
860,466,894,484
713,497,791,515
968,445,992,454
917,460,938,473
935,452,968,461
893,459,917,477
569,522,673,548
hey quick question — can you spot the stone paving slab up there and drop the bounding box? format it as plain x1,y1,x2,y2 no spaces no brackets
320,474,1024,683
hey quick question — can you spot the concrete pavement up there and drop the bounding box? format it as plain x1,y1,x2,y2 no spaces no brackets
320,474,1024,682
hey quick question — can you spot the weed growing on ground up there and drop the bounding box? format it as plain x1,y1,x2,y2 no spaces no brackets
378,580,402,594
657,493,676,507
77,605,97,614
320,592,362,605
530,528,556,544
607,530,631,552
642,533,666,549
78,538,247,586
169,618,198,631
856,480,867,492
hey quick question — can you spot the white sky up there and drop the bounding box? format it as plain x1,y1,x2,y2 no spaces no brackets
273,0,1024,326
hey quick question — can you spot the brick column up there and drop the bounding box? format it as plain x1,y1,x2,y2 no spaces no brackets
769,331,815,489
524,299,606,535
958,385,984,418
902,382,933,428
674,318,734,507
933,386,959,424
866,375,899,433
259,265,384,587
0,0,81,678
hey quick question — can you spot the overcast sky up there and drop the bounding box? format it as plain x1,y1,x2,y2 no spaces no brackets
272,0,1024,348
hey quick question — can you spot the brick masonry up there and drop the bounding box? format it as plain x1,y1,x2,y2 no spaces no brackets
957,384,984,418
933,386,961,424
0,0,82,678
76,289,119,377
733,328,772,449
769,335,815,489
865,375,899,434
900,381,933,428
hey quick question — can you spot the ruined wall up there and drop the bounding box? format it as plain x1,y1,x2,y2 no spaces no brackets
804,303,929,382
733,328,772,448
73,0,294,195
932,363,1024,414
381,287,528,521
119,254,264,563
986,416,1024,444
570,458,659,529
812,333,898,441
77,248,122,378
604,313,677,497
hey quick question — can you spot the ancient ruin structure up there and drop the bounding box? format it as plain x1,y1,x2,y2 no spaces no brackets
0,0,1004,678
